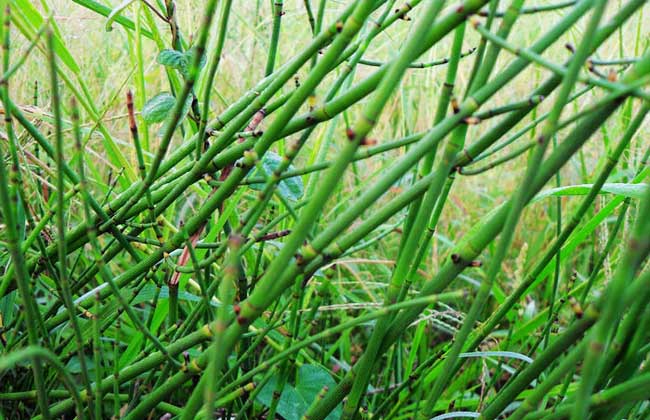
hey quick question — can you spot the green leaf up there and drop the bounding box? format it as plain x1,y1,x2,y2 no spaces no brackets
105,0,137,32
157,49,188,73
142,93,177,123
255,365,340,420
296,365,341,420
0,292,17,327
249,151,304,201
157,48,207,78
183,47,207,75
256,375,307,420
65,355,97,374
278,175,304,201
532,183,649,203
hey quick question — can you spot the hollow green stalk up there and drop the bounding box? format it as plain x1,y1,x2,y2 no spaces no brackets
417,0,528,415
356,47,476,68
199,235,243,419
47,29,94,411
196,0,232,160
108,0,220,224
478,313,598,420
70,96,178,367
311,65,643,418
0,18,50,420
573,88,650,420
265,0,284,76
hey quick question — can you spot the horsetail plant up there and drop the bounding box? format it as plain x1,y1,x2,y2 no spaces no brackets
2,0,650,419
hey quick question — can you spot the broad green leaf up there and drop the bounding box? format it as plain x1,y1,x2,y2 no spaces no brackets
0,291,17,328
533,183,648,202
157,48,207,78
256,365,340,420
157,49,188,73
105,0,137,32
249,151,304,201
66,356,97,374
183,47,207,75
142,93,177,123
296,365,341,420
278,176,305,201
256,375,307,420
153,93,193,133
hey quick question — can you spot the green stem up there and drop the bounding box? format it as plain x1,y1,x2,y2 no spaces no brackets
265,0,284,75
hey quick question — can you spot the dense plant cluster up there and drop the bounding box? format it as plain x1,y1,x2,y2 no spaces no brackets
1,0,650,419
